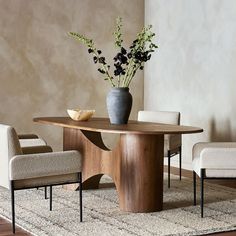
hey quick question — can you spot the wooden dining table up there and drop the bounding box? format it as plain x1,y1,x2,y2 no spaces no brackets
34,117,203,213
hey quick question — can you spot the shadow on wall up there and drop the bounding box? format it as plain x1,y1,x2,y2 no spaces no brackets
209,118,235,142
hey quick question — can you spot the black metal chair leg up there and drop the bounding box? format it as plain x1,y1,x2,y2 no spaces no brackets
201,169,204,218
10,181,16,234
168,151,171,188
79,172,83,222
179,146,182,180
193,171,196,206
49,186,52,211
45,186,48,199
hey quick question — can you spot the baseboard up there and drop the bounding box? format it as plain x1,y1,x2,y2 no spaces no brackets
164,165,192,178
164,158,192,170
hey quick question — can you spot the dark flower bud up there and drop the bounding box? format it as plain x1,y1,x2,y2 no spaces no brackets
98,68,105,74
114,63,125,76
88,48,93,53
114,69,120,76
134,51,142,60
116,65,122,71
117,53,123,61
97,50,102,54
120,56,127,64
118,68,124,73
114,62,121,68
143,56,148,62
99,57,106,64
121,47,127,55
93,56,98,63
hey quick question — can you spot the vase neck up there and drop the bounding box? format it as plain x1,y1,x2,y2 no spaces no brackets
111,87,129,92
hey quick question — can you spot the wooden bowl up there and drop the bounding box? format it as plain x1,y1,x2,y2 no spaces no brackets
67,109,95,121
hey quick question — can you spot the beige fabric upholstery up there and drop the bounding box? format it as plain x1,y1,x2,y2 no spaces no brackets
9,150,82,180
192,142,236,177
0,123,82,190
138,110,180,125
19,138,47,148
0,124,22,189
138,110,181,156
0,123,83,233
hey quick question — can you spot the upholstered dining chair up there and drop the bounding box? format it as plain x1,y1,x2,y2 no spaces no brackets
0,124,83,233
18,131,53,199
3,128,53,199
192,142,236,217
138,110,182,188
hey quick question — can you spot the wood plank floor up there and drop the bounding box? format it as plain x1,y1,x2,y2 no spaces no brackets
0,166,235,236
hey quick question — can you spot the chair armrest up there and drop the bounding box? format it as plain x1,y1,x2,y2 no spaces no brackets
21,145,53,154
19,138,47,147
18,134,39,139
200,147,236,169
9,150,82,180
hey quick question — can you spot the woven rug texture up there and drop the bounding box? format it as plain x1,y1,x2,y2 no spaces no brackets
0,174,235,236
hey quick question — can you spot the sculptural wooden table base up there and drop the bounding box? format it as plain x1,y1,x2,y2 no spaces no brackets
34,117,203,213
63,127,164,212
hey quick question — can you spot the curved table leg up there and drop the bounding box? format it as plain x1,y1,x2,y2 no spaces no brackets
63,127,164,213
63,128,113,190
82,174,103,190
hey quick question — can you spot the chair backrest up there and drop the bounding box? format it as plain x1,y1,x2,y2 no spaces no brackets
0,124,22,189
138,110,180,125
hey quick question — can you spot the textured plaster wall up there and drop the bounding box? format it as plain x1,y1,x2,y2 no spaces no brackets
0,0,144,150
145,0,236,169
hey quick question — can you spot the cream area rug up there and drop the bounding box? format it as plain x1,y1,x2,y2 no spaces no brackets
0,174,235,236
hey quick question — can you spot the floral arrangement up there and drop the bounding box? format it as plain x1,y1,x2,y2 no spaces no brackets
68,17,158,88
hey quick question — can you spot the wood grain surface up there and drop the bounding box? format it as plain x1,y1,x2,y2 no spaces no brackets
63,127,165,212
34,117,203,135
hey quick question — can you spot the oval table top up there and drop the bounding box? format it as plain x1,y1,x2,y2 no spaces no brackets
33,117,203,135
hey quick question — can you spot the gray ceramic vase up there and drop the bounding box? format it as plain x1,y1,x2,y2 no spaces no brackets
106,87,133,125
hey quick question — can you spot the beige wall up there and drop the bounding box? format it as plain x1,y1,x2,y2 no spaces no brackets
145,0,236,169
0,0,144,150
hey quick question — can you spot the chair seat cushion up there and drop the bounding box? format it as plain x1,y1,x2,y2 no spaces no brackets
9,150,82,180
192,155,236,177
193,142,236,158
193,142,236,178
